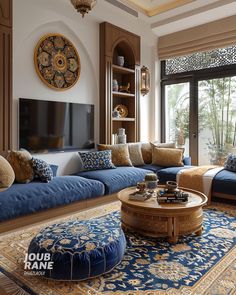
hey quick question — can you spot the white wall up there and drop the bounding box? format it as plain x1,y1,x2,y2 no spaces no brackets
13,0,158,175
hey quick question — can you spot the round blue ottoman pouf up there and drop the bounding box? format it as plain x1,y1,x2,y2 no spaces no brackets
27,213,126,281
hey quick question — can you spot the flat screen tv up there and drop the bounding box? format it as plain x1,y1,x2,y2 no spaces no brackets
19,98,95,152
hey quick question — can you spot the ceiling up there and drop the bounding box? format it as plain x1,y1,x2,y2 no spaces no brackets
116,0,236,36
120,0,195,16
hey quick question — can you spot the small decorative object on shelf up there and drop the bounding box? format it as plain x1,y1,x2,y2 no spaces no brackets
117,128,127,144
114,104,128,118
117,56,125,67
145,173,158,192
112,109,120,118
112,133,118,145
112,79,119,92
119,83,130,93
141,65,150,96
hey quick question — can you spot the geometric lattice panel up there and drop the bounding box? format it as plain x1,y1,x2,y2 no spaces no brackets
165,45,236,75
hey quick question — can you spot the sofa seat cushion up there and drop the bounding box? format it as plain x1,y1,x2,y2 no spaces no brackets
157,166,193,184
137,164,164,174
77,167,152,194
212,169,236,195
0,176,105,222
27,211,126,281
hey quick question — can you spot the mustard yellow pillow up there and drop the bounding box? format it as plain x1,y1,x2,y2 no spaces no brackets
7,150,34,183
0,156,15,191
128,143,145,166
141,143,152,164
98,144,132,166
152,147,184,167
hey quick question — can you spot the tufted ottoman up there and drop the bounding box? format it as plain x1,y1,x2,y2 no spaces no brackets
27,212,126,281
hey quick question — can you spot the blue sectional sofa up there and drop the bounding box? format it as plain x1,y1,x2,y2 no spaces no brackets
0,155,235,233
0,176,105,222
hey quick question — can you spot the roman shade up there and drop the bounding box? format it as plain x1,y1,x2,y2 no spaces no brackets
158,15,236,60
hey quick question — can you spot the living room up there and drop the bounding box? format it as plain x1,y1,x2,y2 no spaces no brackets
0,0,236,294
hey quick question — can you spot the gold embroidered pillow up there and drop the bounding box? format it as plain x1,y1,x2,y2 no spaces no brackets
141,143,152,164
98,144,132,166
128,143,145,166
152,147,184,167
0,156,15,192
7,150,34,183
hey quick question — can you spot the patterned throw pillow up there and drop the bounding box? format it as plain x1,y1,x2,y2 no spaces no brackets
31,158,53,182
224,154,236,172
78,150,116,171
97,144,132,166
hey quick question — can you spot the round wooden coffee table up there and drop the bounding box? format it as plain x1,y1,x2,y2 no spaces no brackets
117,186,208,243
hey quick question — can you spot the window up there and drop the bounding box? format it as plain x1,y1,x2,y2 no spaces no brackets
161,45,236,165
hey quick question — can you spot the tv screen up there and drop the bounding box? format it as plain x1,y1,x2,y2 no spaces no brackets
19,98,95,152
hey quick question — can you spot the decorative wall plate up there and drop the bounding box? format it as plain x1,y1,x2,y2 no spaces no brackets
34,34,80,90
114,104,128,118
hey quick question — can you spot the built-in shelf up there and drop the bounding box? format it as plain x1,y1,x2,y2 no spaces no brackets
112,117,135,122
112,64,135,74
112,91,135,98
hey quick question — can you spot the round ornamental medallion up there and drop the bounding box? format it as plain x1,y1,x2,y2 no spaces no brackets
34,34,80,90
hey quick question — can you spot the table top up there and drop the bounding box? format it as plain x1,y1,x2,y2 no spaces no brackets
117,186,208,211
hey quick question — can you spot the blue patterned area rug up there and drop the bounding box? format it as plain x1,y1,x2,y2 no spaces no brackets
0,202,235,295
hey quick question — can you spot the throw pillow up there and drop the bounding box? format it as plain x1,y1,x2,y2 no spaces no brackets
151,142,176,149
224,154,236,172
128,143,145,166
31,158,53,182
50,164,59,177
7,150,34,183
0,156,15,192
152,147,184,167
141,143,152,164
98,144,132,166
78,150,116,171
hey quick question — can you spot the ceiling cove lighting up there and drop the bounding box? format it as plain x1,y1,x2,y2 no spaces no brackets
71,0,97,17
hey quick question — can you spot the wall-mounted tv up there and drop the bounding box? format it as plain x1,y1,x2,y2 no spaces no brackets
19,98,95,153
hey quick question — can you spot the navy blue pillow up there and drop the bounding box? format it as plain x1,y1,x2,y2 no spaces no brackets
78,150,116,171
224,154,236,172
31,158,53,182
50,164,58,177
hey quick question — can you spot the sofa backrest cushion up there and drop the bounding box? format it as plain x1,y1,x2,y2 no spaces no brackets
78,150,116,171
152,147,184,167
128,143,145,166
141,143,152,164
0,156,15,192
97,144,132,166
7,150,34,183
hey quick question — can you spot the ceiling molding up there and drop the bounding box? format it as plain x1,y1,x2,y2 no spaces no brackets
151,0,236,28
119,0,195,17
104,0,138,17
